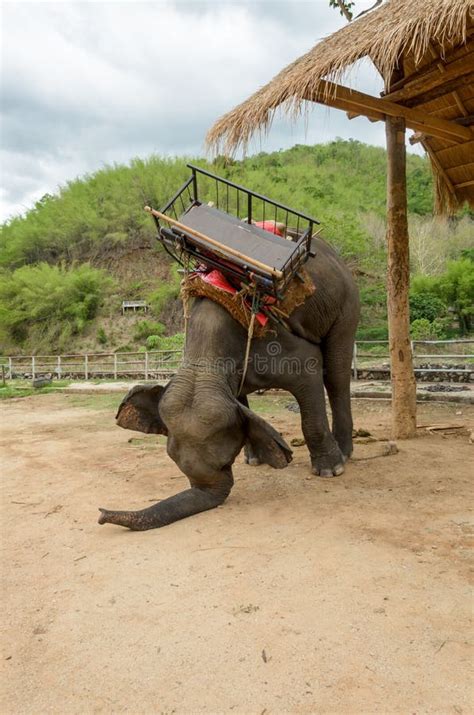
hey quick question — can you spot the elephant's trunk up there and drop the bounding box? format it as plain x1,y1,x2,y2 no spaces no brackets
98,476,233,531
98,505,161,531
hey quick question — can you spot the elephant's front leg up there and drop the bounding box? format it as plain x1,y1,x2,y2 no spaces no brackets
238,394,261,466
98,469,234,531
293,371,345,478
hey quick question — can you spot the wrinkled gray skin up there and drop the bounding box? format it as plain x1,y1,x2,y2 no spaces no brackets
98,238,359,531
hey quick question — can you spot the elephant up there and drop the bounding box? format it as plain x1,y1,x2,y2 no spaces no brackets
98,237,359,531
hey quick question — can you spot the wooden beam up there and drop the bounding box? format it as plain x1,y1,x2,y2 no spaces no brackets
385,116,417,438
382,51,474,104
400,72,474,109
385,34,474,95
455,114,474,127
409,131,424,145
304,80,473,143
426,42,470,119
455,179,474,188
408,117,472,145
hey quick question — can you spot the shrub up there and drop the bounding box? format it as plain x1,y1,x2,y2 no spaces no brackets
157,332,185,351
356,325,389,341
412,259,474,334
134,320,165,342
410,318,445,340
97,327,108,345
409,292,447,323
0,263,113,348
147,265,181,316
143,332,185,352
145,334,161,350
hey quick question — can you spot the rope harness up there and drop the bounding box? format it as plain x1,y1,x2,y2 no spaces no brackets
180,268,315,398
237,291,260,396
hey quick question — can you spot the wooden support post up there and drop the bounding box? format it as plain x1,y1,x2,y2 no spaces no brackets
352,342,358,380
385,116,417,438
57,355,62,380
114,353,118,380
8,357,12,379
144,351,149,381
32,356,36,379
84,354,89,380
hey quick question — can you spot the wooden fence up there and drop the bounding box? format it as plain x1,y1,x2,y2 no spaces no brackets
1,340,472,382
1,350,182,381
352,339,474,379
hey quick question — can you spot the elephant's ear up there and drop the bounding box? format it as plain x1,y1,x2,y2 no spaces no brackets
116,383,168,435
238,403,292,469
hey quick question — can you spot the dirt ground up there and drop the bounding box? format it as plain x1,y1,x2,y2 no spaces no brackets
1,392,473,715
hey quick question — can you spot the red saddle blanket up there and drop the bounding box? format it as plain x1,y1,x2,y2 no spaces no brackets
199,269,273,326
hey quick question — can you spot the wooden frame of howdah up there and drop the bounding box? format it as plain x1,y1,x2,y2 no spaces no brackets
145,164,320,299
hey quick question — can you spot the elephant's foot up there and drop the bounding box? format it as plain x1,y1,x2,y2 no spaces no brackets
311,446,346,478
334,434,353,464
244,444,261,467
244,455,261,466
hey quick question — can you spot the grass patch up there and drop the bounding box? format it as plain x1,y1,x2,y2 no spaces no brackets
127,436,166,448
0,385,40,399
0,380,71,399
68,394,122,411
248,392,292,414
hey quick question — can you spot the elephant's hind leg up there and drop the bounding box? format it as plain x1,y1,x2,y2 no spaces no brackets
292,346,345,477
322,323,356,461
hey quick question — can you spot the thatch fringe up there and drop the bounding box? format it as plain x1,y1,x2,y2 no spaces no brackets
206,0,472,156
434,171,463,215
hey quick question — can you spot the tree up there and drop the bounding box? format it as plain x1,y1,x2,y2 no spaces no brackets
329,0,355,20
436,259,474,334
329,0,383,22
411,259,474,335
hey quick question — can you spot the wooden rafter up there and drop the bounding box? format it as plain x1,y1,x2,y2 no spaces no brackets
410,114,474,145
383,51,474,104
304,80,473,143
426,43,470,120
400,72,474,109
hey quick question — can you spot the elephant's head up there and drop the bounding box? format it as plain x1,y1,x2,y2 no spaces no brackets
99,375,292,530
115,377,292,478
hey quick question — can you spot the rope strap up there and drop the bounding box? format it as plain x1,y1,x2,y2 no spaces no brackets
237,291,259,396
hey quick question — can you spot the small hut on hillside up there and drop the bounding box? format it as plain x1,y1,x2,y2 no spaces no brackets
207,0,474,439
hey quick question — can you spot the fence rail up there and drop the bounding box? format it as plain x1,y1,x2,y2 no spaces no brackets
0,350,183,381
352,339,473,380
1,340,472,382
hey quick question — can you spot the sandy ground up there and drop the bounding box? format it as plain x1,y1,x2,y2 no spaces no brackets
1,392,473,715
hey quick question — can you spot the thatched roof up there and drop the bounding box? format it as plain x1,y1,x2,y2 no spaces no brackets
207,0,474,214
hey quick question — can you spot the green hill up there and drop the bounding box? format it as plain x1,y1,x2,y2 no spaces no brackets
1,140,472,354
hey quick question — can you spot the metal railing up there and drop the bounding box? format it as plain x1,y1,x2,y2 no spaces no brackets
1,340,472,382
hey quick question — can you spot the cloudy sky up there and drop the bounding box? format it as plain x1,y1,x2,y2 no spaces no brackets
1,0,415,222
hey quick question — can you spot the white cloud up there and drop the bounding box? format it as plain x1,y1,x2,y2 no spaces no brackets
0,0,422,221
